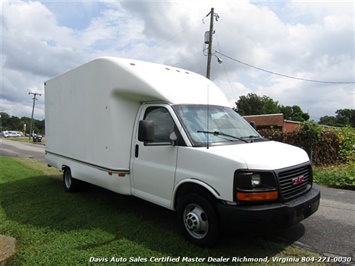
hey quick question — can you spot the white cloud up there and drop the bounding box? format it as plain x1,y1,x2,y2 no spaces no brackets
1,0,354,123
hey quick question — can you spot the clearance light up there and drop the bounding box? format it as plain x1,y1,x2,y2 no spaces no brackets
109,172,126,177
237,191,278,201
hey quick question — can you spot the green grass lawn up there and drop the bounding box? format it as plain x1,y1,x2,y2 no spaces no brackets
0,157,324,265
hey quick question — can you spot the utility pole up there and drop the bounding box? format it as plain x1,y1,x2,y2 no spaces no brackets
28,92,41,139
206,8,214,79
205,7,219,79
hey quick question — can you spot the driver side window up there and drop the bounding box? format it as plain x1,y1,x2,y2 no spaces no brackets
144,107,175,142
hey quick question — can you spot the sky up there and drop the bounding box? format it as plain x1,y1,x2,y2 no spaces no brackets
1,0,354,122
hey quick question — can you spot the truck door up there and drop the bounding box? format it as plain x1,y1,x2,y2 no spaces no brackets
132,105,178,208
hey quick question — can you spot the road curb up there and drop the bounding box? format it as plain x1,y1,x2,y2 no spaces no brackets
0,235,16,266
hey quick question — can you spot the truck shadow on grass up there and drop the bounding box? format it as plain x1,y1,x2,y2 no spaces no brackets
0,174,308,262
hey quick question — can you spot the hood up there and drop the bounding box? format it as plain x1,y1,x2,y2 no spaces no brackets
211,141,310,170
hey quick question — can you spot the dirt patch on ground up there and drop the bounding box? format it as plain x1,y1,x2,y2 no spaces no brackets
0,235,16,266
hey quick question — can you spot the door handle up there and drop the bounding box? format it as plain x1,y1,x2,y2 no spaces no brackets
135,144,139,158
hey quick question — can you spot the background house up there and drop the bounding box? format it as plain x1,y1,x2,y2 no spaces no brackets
243,114,301,132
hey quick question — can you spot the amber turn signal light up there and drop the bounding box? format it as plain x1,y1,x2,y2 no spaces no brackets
237,191,278,201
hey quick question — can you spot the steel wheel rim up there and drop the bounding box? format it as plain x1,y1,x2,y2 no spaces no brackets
183,203,209,239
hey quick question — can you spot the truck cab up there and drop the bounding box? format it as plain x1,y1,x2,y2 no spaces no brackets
133,103,319,246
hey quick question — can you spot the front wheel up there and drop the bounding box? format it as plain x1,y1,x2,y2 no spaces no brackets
176,193,220,247
63,167,79,192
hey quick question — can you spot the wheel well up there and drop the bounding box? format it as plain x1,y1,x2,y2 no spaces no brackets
174,182,218,209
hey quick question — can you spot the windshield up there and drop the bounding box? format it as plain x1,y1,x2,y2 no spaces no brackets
173,104,262,146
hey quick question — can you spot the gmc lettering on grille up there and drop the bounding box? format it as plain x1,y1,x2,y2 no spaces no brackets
292,175,304,186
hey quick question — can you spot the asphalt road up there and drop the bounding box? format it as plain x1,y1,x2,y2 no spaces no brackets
270,186,355,260
0,137,46,163
1,137,354,262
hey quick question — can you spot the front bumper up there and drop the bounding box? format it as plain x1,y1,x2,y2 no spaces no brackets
218,184,320,228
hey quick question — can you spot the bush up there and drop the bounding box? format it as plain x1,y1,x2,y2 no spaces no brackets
258,124,354,166
313,163,355,190
312,128,340,166
336,127,355,163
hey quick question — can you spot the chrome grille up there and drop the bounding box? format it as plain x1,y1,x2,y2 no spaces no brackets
278,164,312,200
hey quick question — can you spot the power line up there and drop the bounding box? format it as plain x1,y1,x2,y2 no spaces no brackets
215,51,355,84
214,32,238,101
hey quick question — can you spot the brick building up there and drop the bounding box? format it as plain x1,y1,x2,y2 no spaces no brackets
243,113,301,132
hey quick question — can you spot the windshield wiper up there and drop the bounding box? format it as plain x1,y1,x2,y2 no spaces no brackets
241,135,268,143
197,130,249,143
241,135,260,139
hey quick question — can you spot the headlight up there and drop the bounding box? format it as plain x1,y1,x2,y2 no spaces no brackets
234,170,278,202
251,174,261,187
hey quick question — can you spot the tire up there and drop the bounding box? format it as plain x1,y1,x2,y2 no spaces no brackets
63,167,79,192
176,193,220,247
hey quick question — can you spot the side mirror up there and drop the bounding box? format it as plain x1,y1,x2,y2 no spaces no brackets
138,120,154,142
250,121,256,130
169,131,178,146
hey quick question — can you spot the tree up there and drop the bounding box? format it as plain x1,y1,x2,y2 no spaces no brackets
319,109,355,127
280,105,309,122
0,112,10,131
236,93,309,122
336,109,355,127
319,116,337,126
0,112,45,134
236,93,280,116
289,105,310,122
279,105,293,119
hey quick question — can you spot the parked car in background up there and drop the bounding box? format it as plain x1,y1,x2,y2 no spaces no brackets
14,131,23,137
1,131,23,138
33,134,42,142
1,131,9,137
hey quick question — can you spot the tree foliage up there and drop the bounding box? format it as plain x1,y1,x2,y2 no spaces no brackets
236,93,309,122
0,112,45,134
236,93,279,116
319,109,355,127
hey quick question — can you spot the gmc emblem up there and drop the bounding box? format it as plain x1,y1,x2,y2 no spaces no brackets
292,175,304,186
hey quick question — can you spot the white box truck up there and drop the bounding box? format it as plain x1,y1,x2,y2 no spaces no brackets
45,57,320,246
